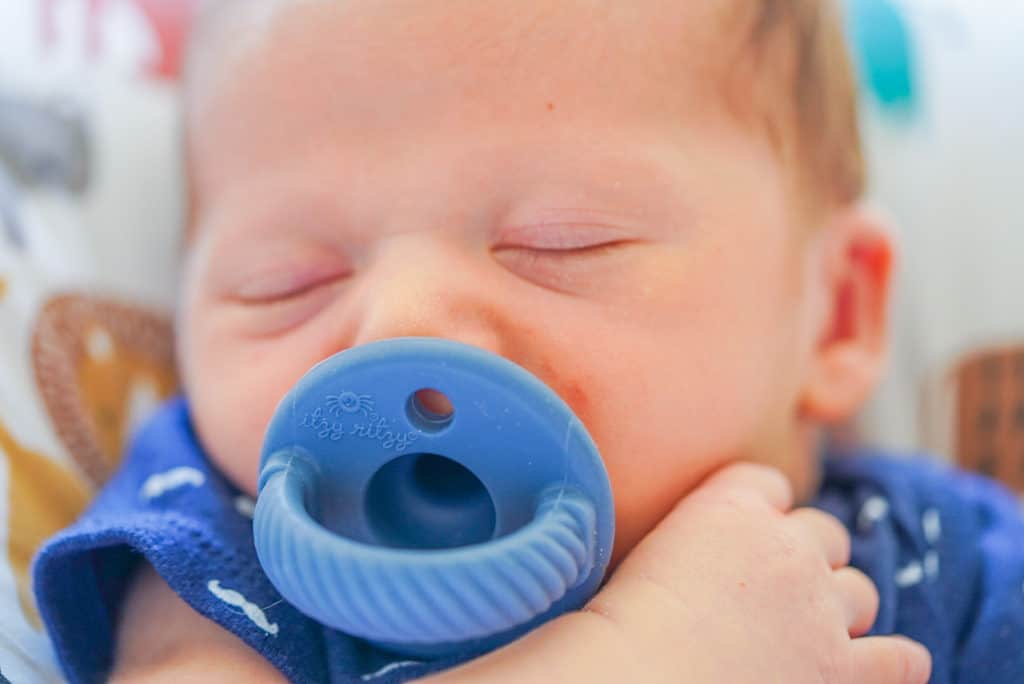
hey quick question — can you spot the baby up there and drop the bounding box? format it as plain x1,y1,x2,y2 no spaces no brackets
33,1,1024,682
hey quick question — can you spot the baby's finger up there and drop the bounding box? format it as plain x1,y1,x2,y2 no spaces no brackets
787,508,851,569
697,462,793,511
845,635,931,684
834,567,879,637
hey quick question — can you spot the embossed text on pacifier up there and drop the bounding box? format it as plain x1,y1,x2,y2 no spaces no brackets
298,391,419,451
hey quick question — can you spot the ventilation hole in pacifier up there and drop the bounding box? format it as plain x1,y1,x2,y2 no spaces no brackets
406,389,455,432
365,453,496,550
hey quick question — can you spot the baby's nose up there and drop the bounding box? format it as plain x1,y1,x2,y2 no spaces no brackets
350,235,506,356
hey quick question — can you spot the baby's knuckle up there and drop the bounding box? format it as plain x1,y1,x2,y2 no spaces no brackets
765,526,818,570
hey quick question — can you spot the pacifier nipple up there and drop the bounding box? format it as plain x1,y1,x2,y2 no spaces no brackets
253,338,614,657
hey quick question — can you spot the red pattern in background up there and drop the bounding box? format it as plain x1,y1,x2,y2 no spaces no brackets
41,0,201,79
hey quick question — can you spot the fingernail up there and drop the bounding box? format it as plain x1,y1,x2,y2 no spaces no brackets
896,637,932,683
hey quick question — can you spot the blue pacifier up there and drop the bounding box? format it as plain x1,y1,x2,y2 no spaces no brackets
253,337,614,657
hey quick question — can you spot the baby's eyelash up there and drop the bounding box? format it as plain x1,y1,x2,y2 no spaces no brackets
491,239,636,294
224,275,349,339
235,280,327,306
496,222,633,252
496,240,631,260
234,279,310,305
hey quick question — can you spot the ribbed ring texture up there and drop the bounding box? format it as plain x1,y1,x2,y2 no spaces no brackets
254,454,597,646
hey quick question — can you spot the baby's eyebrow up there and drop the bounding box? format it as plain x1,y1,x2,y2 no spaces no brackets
200,184,353,247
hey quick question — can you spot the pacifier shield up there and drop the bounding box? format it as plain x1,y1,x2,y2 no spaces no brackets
254,337,614,656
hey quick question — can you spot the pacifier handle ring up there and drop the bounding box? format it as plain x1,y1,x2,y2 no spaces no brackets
254,448,598,646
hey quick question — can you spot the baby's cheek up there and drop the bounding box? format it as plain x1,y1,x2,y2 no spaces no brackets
182,326,301,496
570,342,784,568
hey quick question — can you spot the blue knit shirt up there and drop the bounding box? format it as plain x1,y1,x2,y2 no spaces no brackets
34,398,1024,683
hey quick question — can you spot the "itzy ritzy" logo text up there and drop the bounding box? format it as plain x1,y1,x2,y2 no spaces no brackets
299,392,418,452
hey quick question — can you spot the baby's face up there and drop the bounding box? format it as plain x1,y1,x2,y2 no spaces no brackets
180,0,822,563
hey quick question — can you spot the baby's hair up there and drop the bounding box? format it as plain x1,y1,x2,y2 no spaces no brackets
184,0,864,217
736,0,864,212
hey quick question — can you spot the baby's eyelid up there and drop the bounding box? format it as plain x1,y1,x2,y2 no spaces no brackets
229,262,352,303
495,223,634,251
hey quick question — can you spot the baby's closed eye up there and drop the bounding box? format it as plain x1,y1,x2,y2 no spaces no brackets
492,222,642,293
203,241,354,337
227,257,353,305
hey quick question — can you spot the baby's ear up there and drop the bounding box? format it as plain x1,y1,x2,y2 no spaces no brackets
798,207,895,424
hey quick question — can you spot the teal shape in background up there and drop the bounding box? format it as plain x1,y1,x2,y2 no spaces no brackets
846,0,918,113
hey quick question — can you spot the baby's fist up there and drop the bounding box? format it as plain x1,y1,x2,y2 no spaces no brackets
431,462,931,684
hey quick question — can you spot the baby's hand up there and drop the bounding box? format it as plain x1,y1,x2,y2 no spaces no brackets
428,463,931,684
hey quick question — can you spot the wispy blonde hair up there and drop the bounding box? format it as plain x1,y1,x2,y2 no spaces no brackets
731,0,864,212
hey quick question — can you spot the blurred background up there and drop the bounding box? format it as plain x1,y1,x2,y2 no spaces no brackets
0,0,1022,680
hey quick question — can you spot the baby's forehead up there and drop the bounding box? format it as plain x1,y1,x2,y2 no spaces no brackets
196,0,747,41
188,0,756,94
186,1,859,215
183,0,779,240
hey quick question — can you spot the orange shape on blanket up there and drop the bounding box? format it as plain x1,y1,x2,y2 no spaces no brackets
32,295,178,487
77,323,177,471
0,420,91,630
